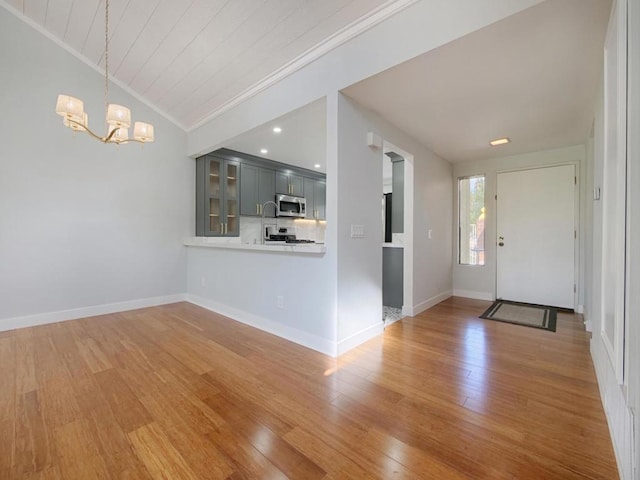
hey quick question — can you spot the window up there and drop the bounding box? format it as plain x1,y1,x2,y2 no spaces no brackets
459,175,485,266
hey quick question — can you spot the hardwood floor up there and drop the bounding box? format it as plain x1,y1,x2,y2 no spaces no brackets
0,297,618,479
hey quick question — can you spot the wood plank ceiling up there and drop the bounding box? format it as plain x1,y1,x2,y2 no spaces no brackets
4,0,392,129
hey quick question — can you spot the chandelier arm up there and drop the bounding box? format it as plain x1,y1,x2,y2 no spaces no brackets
67,118,116,143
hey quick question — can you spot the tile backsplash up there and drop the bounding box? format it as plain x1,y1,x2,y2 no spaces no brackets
239,216,326,244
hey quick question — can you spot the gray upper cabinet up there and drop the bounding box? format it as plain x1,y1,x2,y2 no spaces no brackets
304,177,326,220
314,180,326,220
276,171,304,196
392,160,404,233
196,155,239,237
240,164,275,217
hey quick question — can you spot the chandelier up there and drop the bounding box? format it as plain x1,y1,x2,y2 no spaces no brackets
55,0,154,144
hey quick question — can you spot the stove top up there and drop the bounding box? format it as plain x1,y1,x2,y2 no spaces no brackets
266,234,315,244
285,239,315,244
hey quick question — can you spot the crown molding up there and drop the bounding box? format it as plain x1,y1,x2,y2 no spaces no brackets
187,0,419,132
0,0,188,131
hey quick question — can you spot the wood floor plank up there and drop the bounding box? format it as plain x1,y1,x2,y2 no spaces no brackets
138,393,233,479
13,390,53,477
1,298,619,479
127,422,206,480
93,368,153,433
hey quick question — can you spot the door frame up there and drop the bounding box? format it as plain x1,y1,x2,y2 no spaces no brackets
494,161,581,311
381,140,414,317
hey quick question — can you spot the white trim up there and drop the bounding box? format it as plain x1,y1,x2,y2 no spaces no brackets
187,0,419,131
336,322,384,356
186,294,337,357
453,289,494,301
405,290,452,316
591,335,634,479
576,304,585,314
0,0,187,131
0,294,188,332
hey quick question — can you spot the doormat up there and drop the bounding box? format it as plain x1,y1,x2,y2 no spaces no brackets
480,300,557,332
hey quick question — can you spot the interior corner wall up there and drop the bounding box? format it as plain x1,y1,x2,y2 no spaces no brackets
627,0,640,471
335,94,453,352
0,7,192,329
452,145,586,302
588,0,636,477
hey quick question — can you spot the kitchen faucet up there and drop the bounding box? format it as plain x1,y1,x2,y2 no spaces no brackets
261,200,278,244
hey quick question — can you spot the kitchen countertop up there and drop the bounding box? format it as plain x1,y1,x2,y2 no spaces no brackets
184,237,326,254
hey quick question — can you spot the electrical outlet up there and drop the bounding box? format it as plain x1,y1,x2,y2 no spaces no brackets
200,276,206,287
277,296,284,309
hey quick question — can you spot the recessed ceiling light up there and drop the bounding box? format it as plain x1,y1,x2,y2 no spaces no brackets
490,137,510,146
314,164,321,169
272,126,282,133
260,148,268,154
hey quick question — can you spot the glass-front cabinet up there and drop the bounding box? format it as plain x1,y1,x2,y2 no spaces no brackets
196,155,239,236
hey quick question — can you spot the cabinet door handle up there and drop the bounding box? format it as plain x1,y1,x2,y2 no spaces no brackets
259,204,262,214
220,223,224,235
225,223,228,235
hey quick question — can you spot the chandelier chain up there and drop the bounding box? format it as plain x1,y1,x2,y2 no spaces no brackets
104,0,109,115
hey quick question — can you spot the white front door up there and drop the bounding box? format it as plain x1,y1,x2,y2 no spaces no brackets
496,165,576,309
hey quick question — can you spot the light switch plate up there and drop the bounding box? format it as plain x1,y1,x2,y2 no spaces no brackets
351,224,365,238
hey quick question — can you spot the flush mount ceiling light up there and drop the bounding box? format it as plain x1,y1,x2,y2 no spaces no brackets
489,137,510,146
260,148,268,154
272,126,282,133
55,0,154,145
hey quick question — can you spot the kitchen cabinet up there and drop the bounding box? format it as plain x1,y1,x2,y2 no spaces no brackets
391,160,404,233
304,177,326,220
196,155,239,237
383,246,403,308
240,164,276,217
276,171,304,196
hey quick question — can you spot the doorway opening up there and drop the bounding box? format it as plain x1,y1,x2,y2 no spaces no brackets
381,141,414,325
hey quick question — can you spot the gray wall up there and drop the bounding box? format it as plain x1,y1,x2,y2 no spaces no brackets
0,7,192,326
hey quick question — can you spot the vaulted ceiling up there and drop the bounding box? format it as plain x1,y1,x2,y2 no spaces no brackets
2,0,393,130
2,0,613,166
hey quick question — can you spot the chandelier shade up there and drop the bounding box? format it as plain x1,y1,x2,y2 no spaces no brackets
55,0,154,145
106,104,131,129
55,95,84,119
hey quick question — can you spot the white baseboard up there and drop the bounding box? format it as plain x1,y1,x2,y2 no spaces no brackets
0,294,188,332
404,290,452,316
576,304,585,314
452,289,494,301
591,337,634,480
337,322,384,356
186,294,337,357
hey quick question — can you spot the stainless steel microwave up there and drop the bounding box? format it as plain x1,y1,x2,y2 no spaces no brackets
276,194,306,218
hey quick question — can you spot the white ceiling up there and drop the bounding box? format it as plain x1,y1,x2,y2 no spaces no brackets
343,0,612,163
225,98,326,172
2,0,393,130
